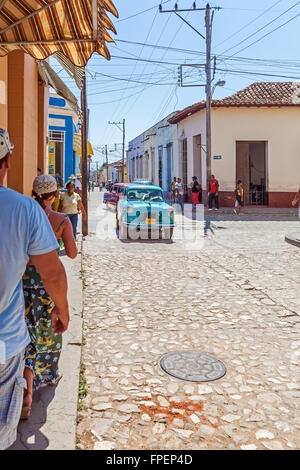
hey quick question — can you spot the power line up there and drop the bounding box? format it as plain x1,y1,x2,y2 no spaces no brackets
214,0,285,50
220,0,300,56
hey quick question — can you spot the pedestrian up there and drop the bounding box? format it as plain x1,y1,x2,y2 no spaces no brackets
92,181,95,192
175,177,184,213
208,174,219,211
292,188,300,207
22,175,77,419
191,176,202,206
172,177,177,202
59,182,87,240
0,128,70,450
234,180,244,215
75,174,82,197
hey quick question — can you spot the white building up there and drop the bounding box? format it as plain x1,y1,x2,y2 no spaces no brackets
127,113,179,194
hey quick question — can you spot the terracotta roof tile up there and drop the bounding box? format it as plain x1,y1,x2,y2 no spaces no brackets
169,82,300,124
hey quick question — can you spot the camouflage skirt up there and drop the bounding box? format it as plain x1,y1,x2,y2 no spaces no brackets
23,266,62,390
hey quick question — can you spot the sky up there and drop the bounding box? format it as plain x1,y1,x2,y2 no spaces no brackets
51,0,300,167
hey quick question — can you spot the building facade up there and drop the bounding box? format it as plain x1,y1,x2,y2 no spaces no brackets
48,93,80,184
127,113,178,194
169,82,300,207
0,51,49,196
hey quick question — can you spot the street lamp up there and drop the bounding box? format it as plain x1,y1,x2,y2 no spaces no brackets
211,79,226,98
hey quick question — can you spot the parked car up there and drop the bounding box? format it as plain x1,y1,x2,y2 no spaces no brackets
104,183,130,208
116,185,175,240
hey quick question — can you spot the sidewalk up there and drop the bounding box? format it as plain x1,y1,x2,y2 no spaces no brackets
9,246,83,451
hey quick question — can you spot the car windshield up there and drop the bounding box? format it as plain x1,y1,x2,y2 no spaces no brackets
127,188,164,202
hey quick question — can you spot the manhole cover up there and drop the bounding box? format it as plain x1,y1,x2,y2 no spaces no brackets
160,351,226,383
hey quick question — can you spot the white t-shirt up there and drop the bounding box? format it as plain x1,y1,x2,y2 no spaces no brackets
0,187,58,361
175,182,184,196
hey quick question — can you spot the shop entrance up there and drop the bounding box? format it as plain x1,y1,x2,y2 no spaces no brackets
49,130,65,181
236,141,268,205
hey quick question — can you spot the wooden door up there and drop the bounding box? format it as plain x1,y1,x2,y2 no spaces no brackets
236,142,250,205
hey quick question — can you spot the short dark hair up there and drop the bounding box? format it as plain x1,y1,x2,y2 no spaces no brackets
66,181,75,189
237,180,242,184
0,153,9,170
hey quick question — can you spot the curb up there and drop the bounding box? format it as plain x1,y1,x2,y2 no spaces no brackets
285,233,300,248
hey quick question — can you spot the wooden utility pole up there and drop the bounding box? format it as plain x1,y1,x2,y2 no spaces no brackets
160,2,217,205
205,4,214,200
105,144,108,182
109,120,126,183
81,70,88,236
122,119,125,183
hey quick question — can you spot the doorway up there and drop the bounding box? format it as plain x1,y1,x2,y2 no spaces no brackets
236,141,268,205
193,135,202,184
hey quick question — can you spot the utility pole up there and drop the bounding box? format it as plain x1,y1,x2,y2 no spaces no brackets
160,2,219,204
81,70,88,236
205,4,214,200
108,120,126,182
105,144,108,183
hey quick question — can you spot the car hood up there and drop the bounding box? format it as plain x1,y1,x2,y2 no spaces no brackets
125,201,172,211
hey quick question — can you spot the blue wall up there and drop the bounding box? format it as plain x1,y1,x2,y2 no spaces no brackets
49,114,74,184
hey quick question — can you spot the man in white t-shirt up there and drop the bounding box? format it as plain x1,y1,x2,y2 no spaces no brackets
175,177,184,213
0,128,70,450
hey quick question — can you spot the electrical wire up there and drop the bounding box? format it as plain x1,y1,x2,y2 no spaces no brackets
219,0,300,56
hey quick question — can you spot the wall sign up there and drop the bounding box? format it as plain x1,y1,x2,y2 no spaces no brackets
213,155,222,160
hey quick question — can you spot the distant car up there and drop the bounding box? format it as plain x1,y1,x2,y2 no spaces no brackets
116,185,175,240
132,180,154,185
104,183,131,208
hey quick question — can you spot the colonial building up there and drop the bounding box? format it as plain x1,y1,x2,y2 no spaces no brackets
127,113,178,193
169,82,300,207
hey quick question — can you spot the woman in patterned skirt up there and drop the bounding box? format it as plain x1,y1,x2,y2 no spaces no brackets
22,175,77,419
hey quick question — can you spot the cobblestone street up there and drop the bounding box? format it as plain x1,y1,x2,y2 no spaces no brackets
77,192,300,450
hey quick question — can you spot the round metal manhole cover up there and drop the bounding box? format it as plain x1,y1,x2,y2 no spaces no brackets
160,351,226,383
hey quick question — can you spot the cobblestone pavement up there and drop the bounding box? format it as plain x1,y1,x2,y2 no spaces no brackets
77,192,300,450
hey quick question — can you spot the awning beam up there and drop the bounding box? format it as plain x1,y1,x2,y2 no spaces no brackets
92,0,98,41
0,0,62,36
0,38,94,46
0,0,7,10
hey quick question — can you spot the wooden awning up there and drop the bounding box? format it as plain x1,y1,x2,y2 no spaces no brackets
0,0,118,66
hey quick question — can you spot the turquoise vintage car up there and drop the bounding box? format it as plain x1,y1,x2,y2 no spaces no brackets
116,185,175,240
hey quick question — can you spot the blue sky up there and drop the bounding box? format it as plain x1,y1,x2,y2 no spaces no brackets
51,0,300,166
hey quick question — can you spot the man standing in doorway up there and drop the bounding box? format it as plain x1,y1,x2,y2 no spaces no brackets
0,128,70,450
208,175,219,211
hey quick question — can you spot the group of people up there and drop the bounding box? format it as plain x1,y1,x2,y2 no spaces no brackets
0,128,85,450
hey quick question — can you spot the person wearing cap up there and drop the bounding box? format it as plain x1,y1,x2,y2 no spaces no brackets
0,128,70,450
22,175,77,420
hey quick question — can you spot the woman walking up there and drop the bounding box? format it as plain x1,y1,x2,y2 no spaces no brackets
22,175,77,419
59,181,87,240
